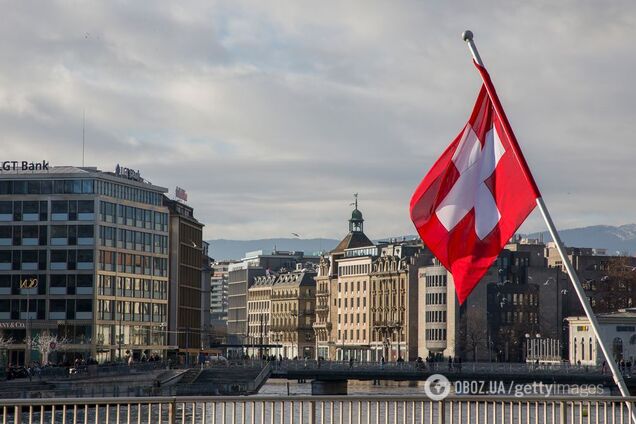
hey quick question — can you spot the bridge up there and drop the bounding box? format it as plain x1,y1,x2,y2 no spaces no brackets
268,360,621,394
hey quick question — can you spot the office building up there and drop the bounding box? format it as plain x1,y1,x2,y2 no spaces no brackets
164,198,206,363
0,165,170,365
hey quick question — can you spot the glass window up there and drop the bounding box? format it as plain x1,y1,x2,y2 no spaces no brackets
0,226,11,238
0,181,11,195
51,201,68,213
51,250,67,262
27,181,40,194
78,201,94,214
77,274,92,287
51,225,67,238
0,201,11,214
50,275,66,287
13,181,27,194
41,181,52,194
53,180,65,194
76,299,93,312
78,225,93,238
77,250,93,263
50,299,66,312
82,180,93,194
23,201,38,214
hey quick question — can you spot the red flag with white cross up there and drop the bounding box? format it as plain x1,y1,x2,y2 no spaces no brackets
410,61,541,304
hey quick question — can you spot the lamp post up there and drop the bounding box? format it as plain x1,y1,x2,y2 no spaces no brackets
20,277,38,365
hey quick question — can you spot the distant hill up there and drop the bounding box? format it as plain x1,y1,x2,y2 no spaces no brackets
207,224,636,261
206,238,339,261
527,224,636,256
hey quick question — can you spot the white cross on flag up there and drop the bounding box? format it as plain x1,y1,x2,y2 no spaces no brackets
410,62,541,304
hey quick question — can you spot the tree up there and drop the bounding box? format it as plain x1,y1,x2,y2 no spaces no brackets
459,307,488,361
25,333,69,364
589,257,636,313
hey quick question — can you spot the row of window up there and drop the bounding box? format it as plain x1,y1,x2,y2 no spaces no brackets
96,275,168,300
0,298,92,320
501,311,539,324
0,179,94,195
96,324,167,347
336,297,367,308
337,329,367,341
337,313,367,324
98,251,168,277
339,264,371,276
96,299,167,323
0,224,95,246
0,273,93,293
426,328,447,341
426,310,447,323
96,179,163,206
338,280,367,292
425,274,447,287
100,202,167,231
0,200,95,221
0,178,164,207
0,249,94,270
100,226,168,254
426,292,447,305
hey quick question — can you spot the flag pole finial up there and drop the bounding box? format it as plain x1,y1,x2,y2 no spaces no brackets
461,30,484,67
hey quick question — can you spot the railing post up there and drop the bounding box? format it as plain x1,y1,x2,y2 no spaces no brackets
559,401,566,424
168,400,176,424
308,400,316,424
14,405,21,424
437,401,445,424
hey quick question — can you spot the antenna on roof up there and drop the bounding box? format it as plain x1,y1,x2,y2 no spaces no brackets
82,109,86,167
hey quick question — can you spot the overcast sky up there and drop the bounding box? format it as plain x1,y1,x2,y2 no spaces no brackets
2,1,635,240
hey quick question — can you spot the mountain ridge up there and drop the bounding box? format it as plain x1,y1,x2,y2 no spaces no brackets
208,224,636,261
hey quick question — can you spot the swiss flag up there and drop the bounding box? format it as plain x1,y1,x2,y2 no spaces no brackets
410,62,541,304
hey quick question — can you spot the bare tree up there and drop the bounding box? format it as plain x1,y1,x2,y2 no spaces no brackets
459,308,488,361
26,333,69,364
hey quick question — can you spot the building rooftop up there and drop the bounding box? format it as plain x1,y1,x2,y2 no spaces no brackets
331,232,374,254
273,270,316,287
0,165,168,192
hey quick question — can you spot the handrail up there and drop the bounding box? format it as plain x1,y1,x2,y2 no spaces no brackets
2,394,636,405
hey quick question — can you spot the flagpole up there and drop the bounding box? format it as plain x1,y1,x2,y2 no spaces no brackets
462,29,635,410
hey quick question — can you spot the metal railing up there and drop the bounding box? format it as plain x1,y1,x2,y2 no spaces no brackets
271,360,607,376
0,395,635,423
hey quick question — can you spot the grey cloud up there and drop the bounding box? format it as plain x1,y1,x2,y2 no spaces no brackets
1,0,635,240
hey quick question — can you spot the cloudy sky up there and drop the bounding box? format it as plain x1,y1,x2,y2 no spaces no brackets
2,1,635,240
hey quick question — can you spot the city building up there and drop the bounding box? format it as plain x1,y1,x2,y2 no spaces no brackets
246,274,276,357
418,241,566,363
164,197,206,364
369,241,431,362
0,165,170,365
270,269,317,359
567,309,636,365
313,255,334,360
313,199,430,361
210,261,232,321
227,250,318,351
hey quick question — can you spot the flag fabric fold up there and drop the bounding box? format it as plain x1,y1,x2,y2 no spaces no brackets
410,62,540,304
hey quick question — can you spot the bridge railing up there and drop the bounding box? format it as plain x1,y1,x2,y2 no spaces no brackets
0,394,634,424
271,360,607,375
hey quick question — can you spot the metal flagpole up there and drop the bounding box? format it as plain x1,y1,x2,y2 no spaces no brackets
461,29,635,415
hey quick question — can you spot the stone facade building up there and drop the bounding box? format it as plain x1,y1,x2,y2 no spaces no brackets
270,270,317,359
246,274,276,357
